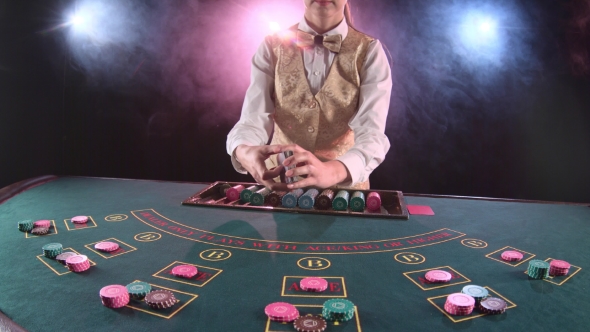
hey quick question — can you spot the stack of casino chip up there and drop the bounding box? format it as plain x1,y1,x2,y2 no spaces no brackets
332,190,350,211
366,192,382,211
56,252,77,265
461,285,488,304
298,189,319,209
99,285,130,309
322,299,355,322
171,264,198,278
29,219,51,235
126,282,152,300
71,216,89,224
527,260,550,279
549,260,571,276
282,189,304,208
42,243,63,258
424,270,452,283
66,255,91,272
265,191,286,207
240,185,260,203
144,290,177,310
315,189,334,210
444,293,475,316
226,185,245,201
250,187,271,206
300,277,328,292
95,241,120,252
293,315,327,332
477,297,507,315
17,220,34,232
349,191,366,212
264,302,300,322
500,250,523,262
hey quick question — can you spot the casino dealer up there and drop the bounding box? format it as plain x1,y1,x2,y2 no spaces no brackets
227,0,392,191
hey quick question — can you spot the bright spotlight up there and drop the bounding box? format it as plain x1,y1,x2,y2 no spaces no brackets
479,20,495,34
69,14,84,26
269,21,281,32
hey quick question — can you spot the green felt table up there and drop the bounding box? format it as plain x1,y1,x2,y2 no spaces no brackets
0,176,589,332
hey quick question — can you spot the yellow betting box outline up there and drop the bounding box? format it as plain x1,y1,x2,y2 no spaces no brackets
485,246,535,267
403,266,471,290
281,276,347,298
153,261,222,287
265,304,361,332
522,258,582,286
84,238,137,259
36,247,97,276
25,220,58,238
125,280,198,319
63,216,98,231
426,286,517,323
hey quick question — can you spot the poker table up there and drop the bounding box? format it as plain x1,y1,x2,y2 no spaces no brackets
1,176,589,332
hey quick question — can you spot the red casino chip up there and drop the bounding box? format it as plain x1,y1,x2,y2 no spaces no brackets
226,185,245,201
366,192,382,211
171,265,198,278
94,241,120,252
300,277,328,292
425,270,452,283
293,315,327,332
265,302,299,322
500,250,524,262
549,259,571,276
71,216,89,224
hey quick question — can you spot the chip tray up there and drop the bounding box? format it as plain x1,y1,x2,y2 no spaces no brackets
182,182,409,220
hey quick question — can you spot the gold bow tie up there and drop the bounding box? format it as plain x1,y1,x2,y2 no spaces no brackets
296,30,343,53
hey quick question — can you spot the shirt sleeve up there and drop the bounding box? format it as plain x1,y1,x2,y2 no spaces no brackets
336,39,392,185
226,37,276,173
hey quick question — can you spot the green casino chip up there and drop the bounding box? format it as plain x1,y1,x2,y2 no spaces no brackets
349,191,365,212
126,281,152,300
42,243,63,258
250,187,271,206
17,220,34,232
322,299,355,322
240,185,259,202
461,285,488,302
332,190,350,211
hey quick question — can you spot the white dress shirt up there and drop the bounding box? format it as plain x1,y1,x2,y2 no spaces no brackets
226,18,392,186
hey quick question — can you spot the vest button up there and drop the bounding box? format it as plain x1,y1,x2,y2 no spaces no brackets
307,126,315,133
310,102,317,108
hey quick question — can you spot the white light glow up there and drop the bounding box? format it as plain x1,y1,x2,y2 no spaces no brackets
269,21,281,32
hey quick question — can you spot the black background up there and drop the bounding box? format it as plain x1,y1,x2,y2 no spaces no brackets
1,0,589,202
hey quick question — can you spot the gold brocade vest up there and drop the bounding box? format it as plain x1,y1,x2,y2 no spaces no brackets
265,26,374,190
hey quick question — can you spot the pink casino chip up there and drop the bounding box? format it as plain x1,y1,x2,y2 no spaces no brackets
366,192,382,211
71,216,89,224
99,285,130,308
33,220,51,228
500,250,524,262
425,270,452,283
264,302,299,322
226,185,245,201
94,241,120,252
300,277,328,292
171,265,198,278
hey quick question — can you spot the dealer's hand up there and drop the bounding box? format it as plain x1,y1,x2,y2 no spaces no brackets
235,144,284,189
272,144,352,190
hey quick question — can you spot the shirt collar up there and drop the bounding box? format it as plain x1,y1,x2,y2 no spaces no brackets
298,17,349,41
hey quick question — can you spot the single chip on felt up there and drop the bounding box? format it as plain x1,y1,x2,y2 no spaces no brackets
265,302,299,322
407,205,434,215
300,277,328,292
293,314,327,332
71,216,89,224
94,241,120,252
171,264,198,278
145,290,177,310
500,250,524,262
425,270,452,283
30,227,49,235
56,252,77,265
